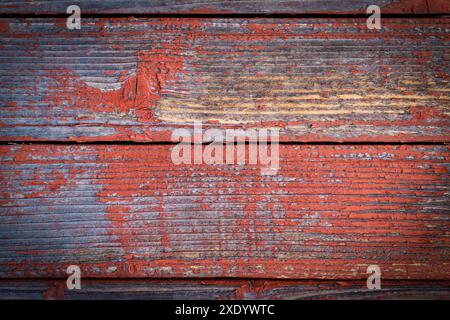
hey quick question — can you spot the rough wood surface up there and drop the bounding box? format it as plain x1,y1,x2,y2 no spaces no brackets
0,279,449,300
0,0,449,15
0,144,448,279
1,18,449,143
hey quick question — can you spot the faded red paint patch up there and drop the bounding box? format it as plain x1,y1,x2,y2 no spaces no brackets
382,0,450,13
104,205,134,265
42,281,65,300
0,20,9,33
382,0,428,13
413,51,434,63
96,147,171,275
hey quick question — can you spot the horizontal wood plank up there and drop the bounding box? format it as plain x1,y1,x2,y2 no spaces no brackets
0,18,449,143
0,279,449,300
0,0,449,15
0,144,448,279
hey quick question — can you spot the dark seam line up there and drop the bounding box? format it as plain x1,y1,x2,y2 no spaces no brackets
0,13,449,19
0,141,448,146
0,277,449,282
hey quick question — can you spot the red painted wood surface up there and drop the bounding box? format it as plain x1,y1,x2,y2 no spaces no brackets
1,144,448,279
0,18,449,142
0,279,449,300
0,0,449,15
0,1,449,300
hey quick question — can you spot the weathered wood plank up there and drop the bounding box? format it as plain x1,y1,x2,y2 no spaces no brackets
0,0,449,15
0,18,449,142
0,144,448,279
0,279,449,300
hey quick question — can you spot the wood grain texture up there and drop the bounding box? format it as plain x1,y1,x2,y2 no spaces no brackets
0,144,448,279
0,18,449,143
0,279,449,300
0,0,449,15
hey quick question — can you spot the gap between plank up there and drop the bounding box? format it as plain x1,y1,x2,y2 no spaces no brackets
2,277,450,281
0,13,449,19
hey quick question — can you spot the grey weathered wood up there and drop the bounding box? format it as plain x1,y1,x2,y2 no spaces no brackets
0,279,449,300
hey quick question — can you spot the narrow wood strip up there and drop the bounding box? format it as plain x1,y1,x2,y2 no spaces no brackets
0,279,449,300
0,0,449,15
0,144,448,279
0,18,449,142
